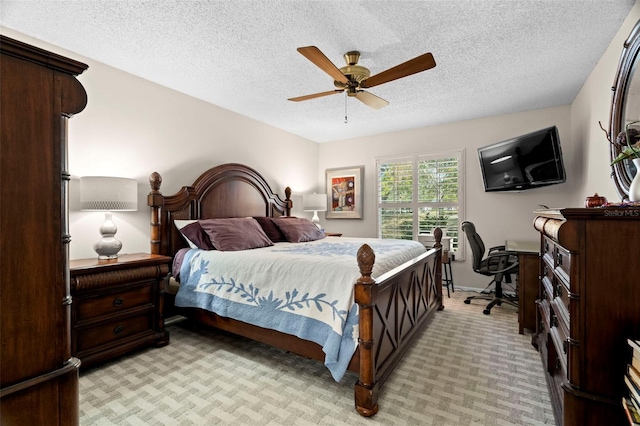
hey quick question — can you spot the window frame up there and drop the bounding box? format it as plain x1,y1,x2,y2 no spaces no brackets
376,149,465,260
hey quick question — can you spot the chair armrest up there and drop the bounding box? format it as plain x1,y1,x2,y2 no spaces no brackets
488,245,506,253
486,250,518,258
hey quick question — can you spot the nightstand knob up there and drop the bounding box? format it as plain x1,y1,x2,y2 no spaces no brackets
113,325,124,335
113,297,124,307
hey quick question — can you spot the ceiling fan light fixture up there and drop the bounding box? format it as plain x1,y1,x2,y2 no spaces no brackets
289,45,436,110
338,65,370,83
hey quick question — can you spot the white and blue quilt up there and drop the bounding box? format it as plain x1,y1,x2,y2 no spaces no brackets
175,237,427,381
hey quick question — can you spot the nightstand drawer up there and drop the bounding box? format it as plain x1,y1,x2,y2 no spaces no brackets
76,283,153,322
76,311,153,352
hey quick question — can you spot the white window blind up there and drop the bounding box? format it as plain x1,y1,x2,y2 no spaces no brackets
377,150,464,258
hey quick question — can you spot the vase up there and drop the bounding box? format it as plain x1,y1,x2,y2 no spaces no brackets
630,158,640,202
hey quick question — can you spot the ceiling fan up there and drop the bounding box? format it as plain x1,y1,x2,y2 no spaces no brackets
288,46,436,110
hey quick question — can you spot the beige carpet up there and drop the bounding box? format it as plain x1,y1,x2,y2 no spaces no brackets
79,290,555,425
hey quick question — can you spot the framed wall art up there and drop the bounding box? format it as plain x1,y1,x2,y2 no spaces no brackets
325,166,363,219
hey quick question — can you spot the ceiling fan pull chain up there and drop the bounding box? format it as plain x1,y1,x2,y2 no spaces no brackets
344,91,348,124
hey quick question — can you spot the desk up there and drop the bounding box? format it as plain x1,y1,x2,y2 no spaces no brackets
506,240,539,334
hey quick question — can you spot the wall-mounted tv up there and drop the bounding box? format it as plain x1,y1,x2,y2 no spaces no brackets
477,126,566,192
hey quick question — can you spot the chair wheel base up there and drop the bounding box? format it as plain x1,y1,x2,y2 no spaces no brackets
483,309,491,315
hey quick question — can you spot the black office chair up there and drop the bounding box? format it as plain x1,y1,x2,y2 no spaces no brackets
461,221,519,315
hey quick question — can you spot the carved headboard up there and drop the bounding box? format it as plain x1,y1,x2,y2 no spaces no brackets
148,163,292,257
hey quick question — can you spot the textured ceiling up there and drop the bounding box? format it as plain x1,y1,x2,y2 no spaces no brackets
0,1,636,143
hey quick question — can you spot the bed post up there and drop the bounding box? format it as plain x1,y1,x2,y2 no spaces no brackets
433,227,445,310
353,244,378,417
284,186,292,216
148,171,163,255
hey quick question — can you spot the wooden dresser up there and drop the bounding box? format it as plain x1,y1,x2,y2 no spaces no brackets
70,254,171,368
533,208,640,426
0,36,88,424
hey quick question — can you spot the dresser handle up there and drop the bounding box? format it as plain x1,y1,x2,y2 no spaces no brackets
113,297,124,307
556,252,563,266
113,325,124,335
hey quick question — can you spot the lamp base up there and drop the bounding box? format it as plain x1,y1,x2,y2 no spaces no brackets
94,239,122,259
94,212,122,259
311,210,321,229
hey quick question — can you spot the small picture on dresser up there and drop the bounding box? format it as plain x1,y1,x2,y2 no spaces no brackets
325,166,363,219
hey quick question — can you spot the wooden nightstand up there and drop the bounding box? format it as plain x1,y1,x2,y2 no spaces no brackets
70,253,172,368
325,232,342,237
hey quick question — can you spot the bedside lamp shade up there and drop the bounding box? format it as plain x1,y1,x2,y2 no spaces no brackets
303,193,327,229
80,177,138,259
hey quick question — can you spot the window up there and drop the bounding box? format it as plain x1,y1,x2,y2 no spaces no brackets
377,150,465,258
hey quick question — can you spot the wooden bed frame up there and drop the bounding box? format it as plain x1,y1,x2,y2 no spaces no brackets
147,163,444,416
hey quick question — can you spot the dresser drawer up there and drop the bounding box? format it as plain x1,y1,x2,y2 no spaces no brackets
549,298,569,372
536,302,550,361
541,275,554,303
76,283,153,322
546,336,566,419
75,311,153,353
542,237,554,260
554,246,571,284
542,238,555,274
549,324,568,374
555,275,571,318
542,257,554,285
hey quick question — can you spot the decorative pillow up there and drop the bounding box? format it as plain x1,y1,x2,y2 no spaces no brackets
252,216,295,243
173,219,212,250
180,221,215,250
273,217,325,243
199,217,274,251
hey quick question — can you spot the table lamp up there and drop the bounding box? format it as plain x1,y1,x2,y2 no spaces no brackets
80,176,138,259
303,193,327,229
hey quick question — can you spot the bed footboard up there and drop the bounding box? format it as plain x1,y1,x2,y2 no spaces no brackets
354,229,444,416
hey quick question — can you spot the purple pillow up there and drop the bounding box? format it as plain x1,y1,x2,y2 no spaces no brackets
199,217,273,251
180,221,215,250
253,216,296,243
273,217,325,243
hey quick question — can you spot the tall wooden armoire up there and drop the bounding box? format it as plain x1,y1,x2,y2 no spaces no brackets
1,36,88,424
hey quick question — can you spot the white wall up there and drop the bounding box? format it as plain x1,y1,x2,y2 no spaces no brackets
573,1,640,202
318,106,576,288
1,28,319,260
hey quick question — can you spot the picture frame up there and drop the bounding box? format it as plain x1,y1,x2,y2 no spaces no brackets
325,166,363,219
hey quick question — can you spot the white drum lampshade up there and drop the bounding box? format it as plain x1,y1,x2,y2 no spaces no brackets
80,176,138,259
303,193,327,229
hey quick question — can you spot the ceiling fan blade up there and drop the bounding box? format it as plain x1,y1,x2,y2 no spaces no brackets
297,46,349,84
360,52,436,89
355,90,389,109
288,90,343,102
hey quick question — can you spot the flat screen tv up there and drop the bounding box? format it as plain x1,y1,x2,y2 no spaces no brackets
477,126,566,192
